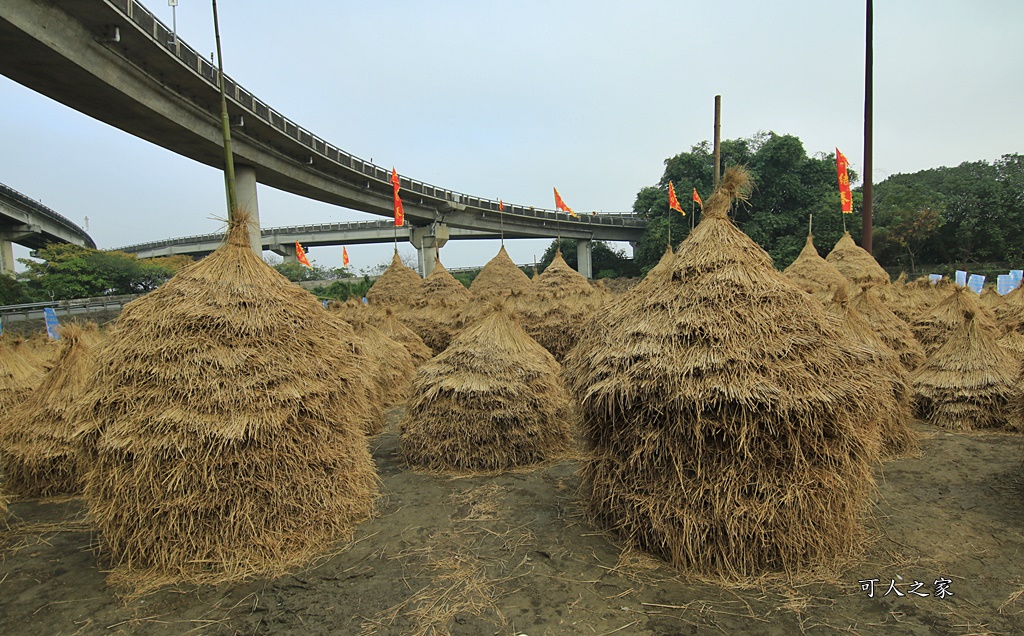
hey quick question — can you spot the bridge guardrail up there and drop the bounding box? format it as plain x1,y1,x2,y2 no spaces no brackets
106,0,645,230
0,182,95,248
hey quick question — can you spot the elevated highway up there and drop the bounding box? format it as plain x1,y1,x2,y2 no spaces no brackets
0,181,95,274
0,0,646,277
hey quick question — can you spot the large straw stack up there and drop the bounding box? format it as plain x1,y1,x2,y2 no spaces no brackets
824,289,917,457
825,231,890,288
564,168,880,577
911,286,1001,356
401,303,574,472
0,325,96,498
468,245,532,299
911,311,1020,431
71,214,378,588
783,234,849,302
367,250,422,306
401,260,472,354
851,287,926,371
516,251,608,361
0,337,46,418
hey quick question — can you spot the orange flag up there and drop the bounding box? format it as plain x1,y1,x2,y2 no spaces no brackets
391,167,404,226
553,187,577,217
342,246,350,267
836,148,853,214
668,181,684,215
295,241,312,268
692,187,702,206
499,199,504,211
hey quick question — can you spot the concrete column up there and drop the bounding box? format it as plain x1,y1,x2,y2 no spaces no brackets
1,239,14,275
271,242,298,264
577,238,593,279
410,223,450,277
235,164,261,256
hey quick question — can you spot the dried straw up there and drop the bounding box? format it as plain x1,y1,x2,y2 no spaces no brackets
401,260,471,354
0,325,96,498
783,234,850,302
824,288,917,458
911,286,1001,356
996,330,1024,365
825,231,890,288
70,212,378,588
911,310,1020,431
400,302,574,473
342,311,416,433
467,245,531,299
378,308,433,366
367,250,422,306
995,282,1024,333
564,167,880,577
851,286,926,371
0,337,46,418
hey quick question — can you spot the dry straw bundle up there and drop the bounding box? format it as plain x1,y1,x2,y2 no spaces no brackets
0,325,97,498
911,310,1020,431
824,288,917,458
782,233,850,302
0,337,46,418
468,245,532,299
401,260,472,354
71,213,378,589
851,286,926,371
911,286,1001,356
825,231,891,288
564,167,880,577
401,302,574,473
340,311,416,433
515,251,608,361
366,250,422,306
327,300,433,366
994,282,1024,332
996,330,1024,365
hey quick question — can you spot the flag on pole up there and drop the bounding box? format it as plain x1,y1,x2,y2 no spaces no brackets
553,187,577,217
295,241,312,268
692,187,702,206
391,167,405,226
499,199,504,211
668,181,684,215
342,246,350,267
836,148,853,214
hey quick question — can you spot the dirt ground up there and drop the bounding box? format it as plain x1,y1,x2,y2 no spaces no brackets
2,415,1023,636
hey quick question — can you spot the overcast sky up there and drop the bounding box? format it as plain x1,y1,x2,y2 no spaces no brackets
2,0,1022,273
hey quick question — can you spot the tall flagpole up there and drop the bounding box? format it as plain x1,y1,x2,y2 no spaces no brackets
212,0,237,218
862,0,874,254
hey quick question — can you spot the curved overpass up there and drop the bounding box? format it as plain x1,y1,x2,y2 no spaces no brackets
0,0,645,276
0,181,95,274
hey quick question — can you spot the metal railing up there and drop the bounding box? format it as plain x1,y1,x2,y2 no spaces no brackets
0,293,141,321
0,182,95,248
104,0,645,229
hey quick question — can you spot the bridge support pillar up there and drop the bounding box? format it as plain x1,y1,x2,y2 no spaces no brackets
577,238,593,279
410,223,449,277
1,239,14,275
270,242,298,264
235,164,262,256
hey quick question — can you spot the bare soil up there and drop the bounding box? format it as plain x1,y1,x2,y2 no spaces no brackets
2,416,1023,635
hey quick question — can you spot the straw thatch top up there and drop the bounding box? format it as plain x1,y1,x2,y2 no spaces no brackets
534,251,597,298
367,250,422,306
414,259,471,306
825,232,890,287
911,286,1001,355
851,286,926,371
995,282,1024,331
783,234,850,301
468,245,531,298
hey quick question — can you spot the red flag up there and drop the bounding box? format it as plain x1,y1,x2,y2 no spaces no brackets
499,199,504,211
836,148,853,214
553,187,577,218
295,241,312,268
342,246,350,267
391,167,404,226
692,187,702,206
668,181,684,215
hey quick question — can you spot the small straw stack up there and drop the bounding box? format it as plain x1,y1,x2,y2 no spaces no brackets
366,250,422,306
994,282,1024,333
401,303,574,473
342,312,416,433
911,286,1001,356
851,286,926,371
564,167,880,577
825,231,891,288
783,233,850,302
467,245,532,300
911,310,1020,431
70,212,378,589
824,288,917,457
401,260,472,354
0,325,96,498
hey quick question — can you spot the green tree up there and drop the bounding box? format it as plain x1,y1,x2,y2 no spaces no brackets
538,239,639,278
1,274,34,305
17,243,186,300
273,261,350,282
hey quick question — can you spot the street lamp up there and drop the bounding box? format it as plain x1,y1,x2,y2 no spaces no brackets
169,0,179,53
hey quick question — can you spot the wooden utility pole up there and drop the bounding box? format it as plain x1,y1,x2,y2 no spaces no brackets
713,95,722,188
862,0,874,254
212,0,237,218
